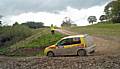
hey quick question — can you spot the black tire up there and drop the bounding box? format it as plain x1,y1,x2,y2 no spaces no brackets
77,50,86,56
47,51,54,57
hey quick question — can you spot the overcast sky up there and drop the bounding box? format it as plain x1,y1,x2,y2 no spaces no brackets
0,0,110,16
0,0,110,26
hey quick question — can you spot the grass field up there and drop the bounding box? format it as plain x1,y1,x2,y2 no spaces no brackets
66,23,120,42
0,28,66,56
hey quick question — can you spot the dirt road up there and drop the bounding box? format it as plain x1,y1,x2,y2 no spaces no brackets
0,29,120,69
0,54,120,69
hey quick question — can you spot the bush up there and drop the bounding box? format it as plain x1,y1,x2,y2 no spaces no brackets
0,25,33,47
22,21,44,29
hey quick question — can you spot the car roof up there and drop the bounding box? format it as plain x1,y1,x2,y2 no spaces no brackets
62,34,88,39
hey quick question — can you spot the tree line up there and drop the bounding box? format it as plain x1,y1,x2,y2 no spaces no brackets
61,0,120,27
104,0,120,23
87,0,120,24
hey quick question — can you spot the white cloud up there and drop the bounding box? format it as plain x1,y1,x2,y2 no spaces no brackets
1,3,107,27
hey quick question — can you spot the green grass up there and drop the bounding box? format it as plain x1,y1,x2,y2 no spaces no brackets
66,23,120,41
15,32,64,48
25,33,64,48
0,28,66,56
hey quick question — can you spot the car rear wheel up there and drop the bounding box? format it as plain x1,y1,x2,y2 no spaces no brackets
77,50,86,56
47,51,54,57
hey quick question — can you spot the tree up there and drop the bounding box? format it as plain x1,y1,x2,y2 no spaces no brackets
99,15,107,22
0,21,2,26
61,21,71,27
112,0,120,16
61,17,72,27
13,22,19,26
104,1,114,19
111,0,120,23
104,0,120,23
22,21,44,29
0,15,3,27
87,16,97,24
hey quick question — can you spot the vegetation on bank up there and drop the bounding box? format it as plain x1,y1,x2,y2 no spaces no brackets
66,23,120,40
0,25,34,47
0,27,65,56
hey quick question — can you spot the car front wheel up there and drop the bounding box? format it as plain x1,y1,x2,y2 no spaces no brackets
47,51,54,57
77,50,86,56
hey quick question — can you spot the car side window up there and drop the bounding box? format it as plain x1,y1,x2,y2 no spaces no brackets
57,38,72,46
71,37,81,44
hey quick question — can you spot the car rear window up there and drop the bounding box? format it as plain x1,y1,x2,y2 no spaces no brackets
72,37,81,44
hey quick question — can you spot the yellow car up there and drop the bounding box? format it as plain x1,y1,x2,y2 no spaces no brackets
44,34,95,57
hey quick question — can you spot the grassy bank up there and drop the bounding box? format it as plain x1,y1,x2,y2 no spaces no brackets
0,28,66,56
66,23,120,41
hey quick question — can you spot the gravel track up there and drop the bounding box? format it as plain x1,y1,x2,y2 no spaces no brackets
0,55,120,69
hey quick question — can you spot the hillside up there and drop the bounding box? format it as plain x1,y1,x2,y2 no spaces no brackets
65,23,120,40
0,28,66,56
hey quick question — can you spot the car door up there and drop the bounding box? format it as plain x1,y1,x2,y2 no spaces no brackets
53,38,72,55
67,37,81,55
